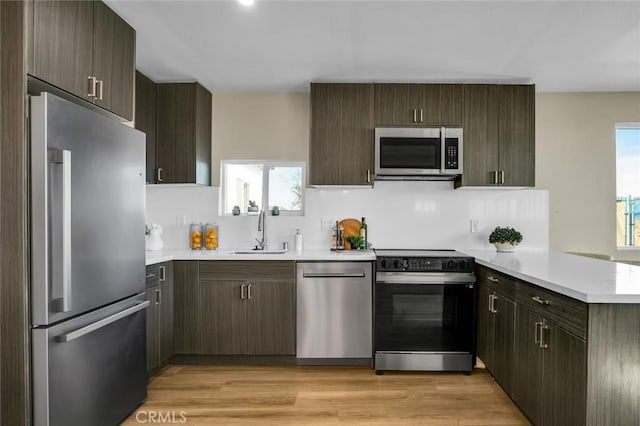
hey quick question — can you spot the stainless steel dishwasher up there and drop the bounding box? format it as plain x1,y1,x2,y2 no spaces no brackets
296,261,373,365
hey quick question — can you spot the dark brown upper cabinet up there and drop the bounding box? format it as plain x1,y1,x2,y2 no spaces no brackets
135,71,158,184
156,82,212,185
28,0,135,121
457,84,535,187
374,83,463,127
309,83,374,186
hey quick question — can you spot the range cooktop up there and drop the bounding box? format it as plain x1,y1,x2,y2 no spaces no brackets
374,249,474,273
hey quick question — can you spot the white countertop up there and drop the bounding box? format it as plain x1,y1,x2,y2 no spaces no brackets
460,249,640,304
147,247,640,304
145,248,376,265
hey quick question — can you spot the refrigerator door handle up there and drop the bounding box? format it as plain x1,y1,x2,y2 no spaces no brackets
55,301,150,343
53,149,73,313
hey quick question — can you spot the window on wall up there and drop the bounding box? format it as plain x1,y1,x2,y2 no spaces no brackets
616,124,640,248
221,160,305,216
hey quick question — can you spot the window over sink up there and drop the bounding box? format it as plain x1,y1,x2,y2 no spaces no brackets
221,160,305,216
616,124,640,248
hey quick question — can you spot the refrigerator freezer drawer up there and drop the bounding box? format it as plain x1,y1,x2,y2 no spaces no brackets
32,294,148,426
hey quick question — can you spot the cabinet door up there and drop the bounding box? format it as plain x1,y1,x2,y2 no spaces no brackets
499,85,535,187
30,0,94,101
173,261,201,354
416,84,441,126
541,324,587,426
145,286,160,373
459,85,500,186
492,295,516,396
246,280,296,355
157,84,195,184
93,1,135,120
440,84,463,126
513,305,544,425
199,280,247,355
476,285,494,369
135,71,158,184
159,262,174,363
309,83,374,185
374,83,423,126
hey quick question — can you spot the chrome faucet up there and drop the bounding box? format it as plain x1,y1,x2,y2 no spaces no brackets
255,209,266,250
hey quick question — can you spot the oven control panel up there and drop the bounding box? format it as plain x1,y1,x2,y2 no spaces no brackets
376,256,474,273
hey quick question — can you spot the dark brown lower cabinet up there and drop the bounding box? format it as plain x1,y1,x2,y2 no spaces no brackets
477,283,515,395
174,261,201,354
199,278,295,355
514,304,586,426
145,262,174,373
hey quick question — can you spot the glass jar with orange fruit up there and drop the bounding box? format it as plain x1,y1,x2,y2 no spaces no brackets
203,223,218,250
189,223,203,250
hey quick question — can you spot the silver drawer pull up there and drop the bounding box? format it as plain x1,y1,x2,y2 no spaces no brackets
487,276,499,283
56,301,150,343
145,273,156,279
303,272,366,278
532,296,550,305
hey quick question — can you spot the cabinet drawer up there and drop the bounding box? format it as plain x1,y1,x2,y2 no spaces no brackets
199,261,295,281
145,264,161,288
477,266,516,299
516,281,587,339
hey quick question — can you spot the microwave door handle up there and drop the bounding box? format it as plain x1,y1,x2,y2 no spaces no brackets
441,127,446,174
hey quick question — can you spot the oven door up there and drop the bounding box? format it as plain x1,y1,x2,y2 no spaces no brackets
374,273,475,353
375,127,442,176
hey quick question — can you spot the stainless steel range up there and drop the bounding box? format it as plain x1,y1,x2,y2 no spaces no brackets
374,250,476,373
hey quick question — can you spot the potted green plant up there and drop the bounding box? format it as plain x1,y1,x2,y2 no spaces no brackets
346,235,365,250
489,226,523,252
247,200,259,213
232,205,241,216
271,205,280,216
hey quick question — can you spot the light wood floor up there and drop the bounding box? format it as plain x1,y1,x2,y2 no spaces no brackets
123,365,529,425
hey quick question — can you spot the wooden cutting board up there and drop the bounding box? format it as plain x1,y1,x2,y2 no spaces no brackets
339,218,361,250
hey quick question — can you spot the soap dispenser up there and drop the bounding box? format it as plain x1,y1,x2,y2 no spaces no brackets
294,229,303,253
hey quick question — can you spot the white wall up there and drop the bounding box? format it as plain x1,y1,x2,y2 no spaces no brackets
146,183,549,251
536,92,640,260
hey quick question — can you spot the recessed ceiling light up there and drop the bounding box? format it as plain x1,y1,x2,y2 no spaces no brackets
238,0,255,6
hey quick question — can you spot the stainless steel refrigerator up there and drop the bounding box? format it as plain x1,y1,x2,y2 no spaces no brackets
30,93,148,426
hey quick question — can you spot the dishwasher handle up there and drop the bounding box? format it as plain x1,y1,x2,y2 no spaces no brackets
302,272,366,279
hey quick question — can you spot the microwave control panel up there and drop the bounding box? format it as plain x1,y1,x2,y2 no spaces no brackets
445,138,459,170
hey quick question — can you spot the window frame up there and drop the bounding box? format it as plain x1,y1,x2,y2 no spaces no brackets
615,123,640,249
220,159,306,217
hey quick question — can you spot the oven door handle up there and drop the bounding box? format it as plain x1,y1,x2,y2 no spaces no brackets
376,273,475,285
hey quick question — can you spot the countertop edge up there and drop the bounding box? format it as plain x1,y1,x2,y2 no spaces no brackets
146,250,376,265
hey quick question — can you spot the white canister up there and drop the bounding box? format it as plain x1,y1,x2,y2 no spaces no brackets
294,229,303,253
146,224,164,251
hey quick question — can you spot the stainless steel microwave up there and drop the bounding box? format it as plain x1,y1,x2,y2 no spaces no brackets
374,127,463,180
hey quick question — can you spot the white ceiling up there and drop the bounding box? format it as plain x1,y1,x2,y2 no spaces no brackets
106,0,640,92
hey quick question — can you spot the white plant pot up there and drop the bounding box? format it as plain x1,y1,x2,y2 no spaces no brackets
494,242,518,253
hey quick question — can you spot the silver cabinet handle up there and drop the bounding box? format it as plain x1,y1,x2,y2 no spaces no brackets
96,80,104,101
157,168,163,183
487,276,499,283
491,171,498,184
155,288,161,305
499,170,505,185
419,109,423,123
159,266,166,282
145,273,156,279
540,324,549,349
492,295,498,314
56,301,150,343
534,321,542,344
240,284,246,300
302,272,366,278
248,284,252,300
367,169,371,183
87,76,97,98
53,149,72,313
488,294,494,313
412,109,417,123
532,296,550,305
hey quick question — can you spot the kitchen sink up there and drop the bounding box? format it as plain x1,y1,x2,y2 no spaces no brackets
228,250,288,255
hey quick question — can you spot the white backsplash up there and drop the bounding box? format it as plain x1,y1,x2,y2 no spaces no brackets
146,181,549,251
